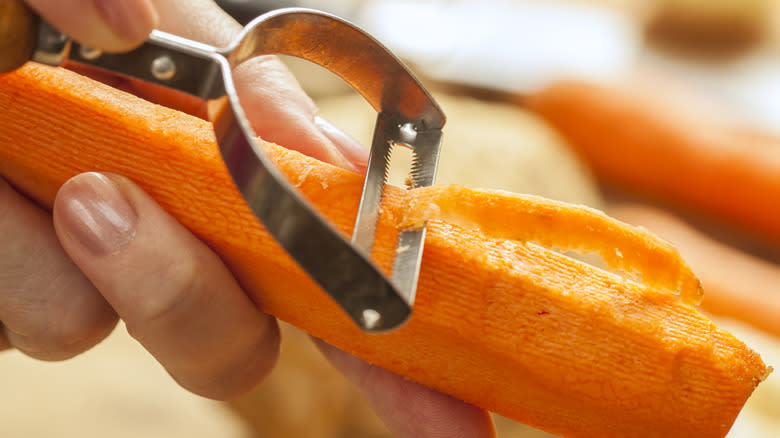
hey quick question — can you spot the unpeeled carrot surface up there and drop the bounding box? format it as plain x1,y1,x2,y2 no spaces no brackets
0,65,770,438
526,80,780,245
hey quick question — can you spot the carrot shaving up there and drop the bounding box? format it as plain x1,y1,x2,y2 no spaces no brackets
391,185,703,305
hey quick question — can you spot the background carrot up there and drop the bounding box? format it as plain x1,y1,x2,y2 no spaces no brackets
526,81,780,245
0,64,769,438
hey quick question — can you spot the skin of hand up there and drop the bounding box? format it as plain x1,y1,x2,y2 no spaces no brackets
3,1,496,436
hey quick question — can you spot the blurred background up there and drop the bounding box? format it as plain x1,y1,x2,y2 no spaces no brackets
2,0,779,436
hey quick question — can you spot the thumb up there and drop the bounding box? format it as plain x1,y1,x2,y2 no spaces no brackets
26,0,158,52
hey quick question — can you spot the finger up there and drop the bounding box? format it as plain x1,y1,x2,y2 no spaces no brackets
232,57,365,172
53,172,280,399
313,116,368,173
0,177,117,360
315,339,497,438
26,0,158,52
150,0,368,171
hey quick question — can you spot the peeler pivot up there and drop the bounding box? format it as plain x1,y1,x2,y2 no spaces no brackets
7,6,445,333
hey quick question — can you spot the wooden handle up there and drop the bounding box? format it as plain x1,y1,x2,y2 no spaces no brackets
0,0,37,73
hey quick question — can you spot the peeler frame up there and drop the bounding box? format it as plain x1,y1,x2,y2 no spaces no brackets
32,8,445,332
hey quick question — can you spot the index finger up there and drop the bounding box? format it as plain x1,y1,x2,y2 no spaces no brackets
25,0,158,52
153,0,368,172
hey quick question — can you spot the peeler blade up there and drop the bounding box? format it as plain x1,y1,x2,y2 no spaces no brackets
220,9,446,332
353,115,443,306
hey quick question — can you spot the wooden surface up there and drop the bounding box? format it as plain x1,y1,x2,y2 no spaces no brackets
0,325,251,438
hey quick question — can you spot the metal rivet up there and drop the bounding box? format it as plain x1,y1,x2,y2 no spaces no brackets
79,46,102,60
362,309,382,330
151,55,176,81
399,122,418,145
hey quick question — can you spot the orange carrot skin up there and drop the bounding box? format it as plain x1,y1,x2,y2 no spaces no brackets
612,204,780,338
527,81,780,244
0,65,769,438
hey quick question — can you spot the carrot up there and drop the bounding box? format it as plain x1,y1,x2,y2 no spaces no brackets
403,186,704,304
0,64,770,438
611,204,780,339
526,81,780,245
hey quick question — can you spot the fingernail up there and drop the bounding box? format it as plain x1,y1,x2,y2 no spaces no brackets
95,0,158,43
314,116,369,171
59,173,138,256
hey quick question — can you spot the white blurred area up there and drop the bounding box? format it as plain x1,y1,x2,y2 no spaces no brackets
0,325,252,438
298,0,641,93
300,0,780,134
352,0,641,93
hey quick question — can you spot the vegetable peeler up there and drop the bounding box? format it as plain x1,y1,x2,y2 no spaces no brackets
0,2,445,332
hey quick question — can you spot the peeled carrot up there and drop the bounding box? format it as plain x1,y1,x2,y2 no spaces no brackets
0,64,770,438
611,204,780,339
526,81,780,244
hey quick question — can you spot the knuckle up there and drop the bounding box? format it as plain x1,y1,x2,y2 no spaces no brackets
184,324,280,400
2,264,117,361
125,256,202,340
10,304,116,361
47,314,115,359
0,176,118,360
42,275,116,356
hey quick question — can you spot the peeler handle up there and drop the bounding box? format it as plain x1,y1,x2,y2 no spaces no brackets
0,0,38,73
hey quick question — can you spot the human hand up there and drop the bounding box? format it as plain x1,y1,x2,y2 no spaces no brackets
3,1,495,436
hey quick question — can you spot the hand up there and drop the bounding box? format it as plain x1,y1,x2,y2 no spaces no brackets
4,1,495,436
